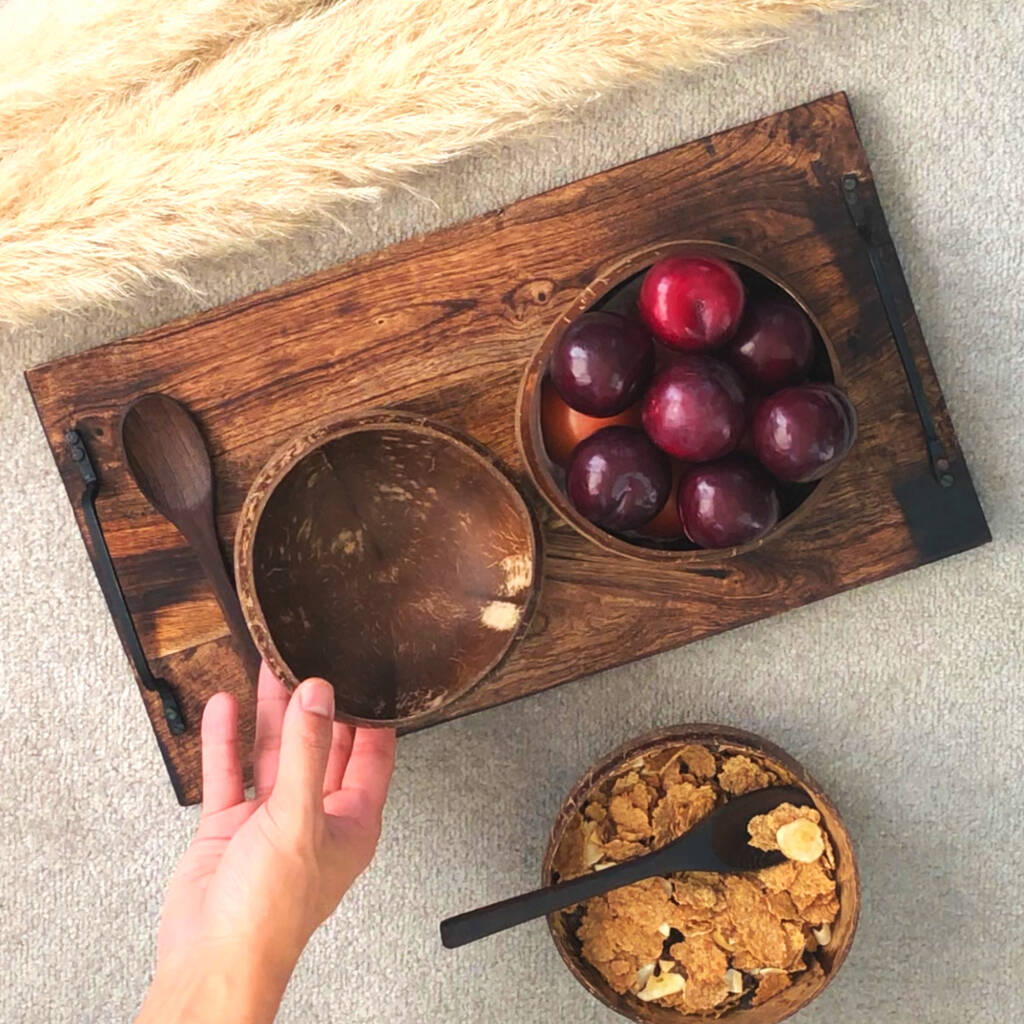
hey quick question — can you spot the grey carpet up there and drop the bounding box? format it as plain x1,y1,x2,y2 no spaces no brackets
1,1,1022,1021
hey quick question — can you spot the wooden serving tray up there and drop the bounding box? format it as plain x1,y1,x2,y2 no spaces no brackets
27,93,989,805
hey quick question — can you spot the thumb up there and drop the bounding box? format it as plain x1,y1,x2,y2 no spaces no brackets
267,678,335,827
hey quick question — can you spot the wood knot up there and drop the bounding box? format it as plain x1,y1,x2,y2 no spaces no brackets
505,278,557,323
527,610,549,637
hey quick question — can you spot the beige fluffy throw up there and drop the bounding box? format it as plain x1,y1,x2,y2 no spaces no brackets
0,0,858,327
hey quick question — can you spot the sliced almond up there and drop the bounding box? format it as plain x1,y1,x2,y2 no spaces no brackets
658,959,675,973
632,962,656,993
658,923,671,938
593,860,615,871
637,971,685,1001
812,923,832,946
582,822,604,867
724,968,744,995
749,967,788,976
776,818,825,863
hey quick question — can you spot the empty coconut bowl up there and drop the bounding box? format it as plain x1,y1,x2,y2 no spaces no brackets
235,410,540,727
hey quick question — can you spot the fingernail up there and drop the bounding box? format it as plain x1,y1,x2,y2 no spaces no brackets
299,679,335,718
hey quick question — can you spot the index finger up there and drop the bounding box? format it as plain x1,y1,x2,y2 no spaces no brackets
253,660,291,799
200,692,244,816
324,727,396,830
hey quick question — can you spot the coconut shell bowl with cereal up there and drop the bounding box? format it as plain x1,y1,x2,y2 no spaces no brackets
542,726,859,1024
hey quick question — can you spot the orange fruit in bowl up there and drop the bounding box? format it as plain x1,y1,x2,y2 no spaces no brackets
540,378,642,467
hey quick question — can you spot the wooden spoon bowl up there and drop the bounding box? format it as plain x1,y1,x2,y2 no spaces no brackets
542,725,860,1024
235,410,540,727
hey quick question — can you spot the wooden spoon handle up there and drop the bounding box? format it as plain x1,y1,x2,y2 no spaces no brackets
189,522,261,682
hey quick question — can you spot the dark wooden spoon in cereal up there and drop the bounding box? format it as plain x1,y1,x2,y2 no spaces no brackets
440,786,811,949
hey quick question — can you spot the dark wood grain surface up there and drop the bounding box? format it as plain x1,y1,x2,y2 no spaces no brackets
26,93,989,805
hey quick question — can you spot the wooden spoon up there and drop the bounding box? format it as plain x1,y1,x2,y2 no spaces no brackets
440,786,811,949
121,394,260,680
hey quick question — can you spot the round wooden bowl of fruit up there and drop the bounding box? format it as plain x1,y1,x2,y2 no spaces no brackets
517,242,857,561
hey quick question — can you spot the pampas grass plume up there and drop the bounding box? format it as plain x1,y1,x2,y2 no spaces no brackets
0,0,860,325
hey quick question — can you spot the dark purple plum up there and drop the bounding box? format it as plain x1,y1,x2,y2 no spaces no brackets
753,383,857,482
566,426,671,531
678,459,780,549
726,298,815,392
550,311,654,417
736,419,758,458
736,381,760,456
641,355,746,462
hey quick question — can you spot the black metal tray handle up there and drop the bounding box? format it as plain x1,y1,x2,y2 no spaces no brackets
66,429,186,735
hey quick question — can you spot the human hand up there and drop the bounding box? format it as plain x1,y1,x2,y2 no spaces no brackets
137,663,396,1024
